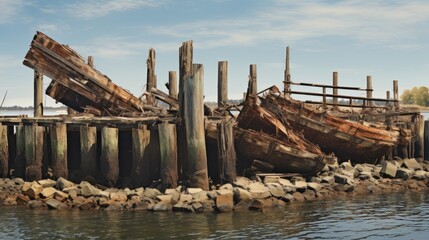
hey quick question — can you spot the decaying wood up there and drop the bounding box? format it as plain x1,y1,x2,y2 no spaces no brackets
25,124,44,181
218,61,228,107
34,70,43,117
131,126,151,187
23,31,153,116
261,86,407,163
100,127,119,187
80,125,97,179
50,123,68,179
159,123,178,188
217,122,236,183
0,124,8,178
15,125,26,178
150,87,179,109
146,48,157,105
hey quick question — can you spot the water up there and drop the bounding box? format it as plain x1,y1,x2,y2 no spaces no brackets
1,192,429,239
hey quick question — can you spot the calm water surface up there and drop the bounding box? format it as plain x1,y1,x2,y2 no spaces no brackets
1,192,429,239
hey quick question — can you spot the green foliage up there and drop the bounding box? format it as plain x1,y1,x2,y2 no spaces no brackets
400,86,429,106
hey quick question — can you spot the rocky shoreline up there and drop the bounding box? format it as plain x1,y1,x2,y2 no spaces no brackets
1,158,429,213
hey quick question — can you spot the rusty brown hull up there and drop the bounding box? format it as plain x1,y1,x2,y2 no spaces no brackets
261,88,402,163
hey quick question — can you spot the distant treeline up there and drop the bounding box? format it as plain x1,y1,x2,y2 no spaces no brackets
401,86,429,107
0,106,67,110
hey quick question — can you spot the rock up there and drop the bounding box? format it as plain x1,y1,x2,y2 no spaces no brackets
340,161,354,171
247,182,270,199
54,191,69,201
281,193,294,203
156,195,172,202
3,196,17,206
187,188,203,194
293,181,307,192
14,178,25,185
327,159,339,171
46,199,67,210
191,202,204,212
133,201,150,211
207,191,218,200
16,194,30,205
217,189,233,196
79,201,96,210
62,186,79,193
263,176,280,184
344,184,354,192
234,177,252,189
310,177,322,183
248,199,266,211
359,171,372,180
334,173,350,185
355,164,373,173
413,170,427,180
23,182,43,200
219,183,234,191
192,191,209,202
104,202,123,211
266,183,286,198
68,189,78,199
143,188,162,199
173,202,194,212
307,182,322,192
396,168,414,180
56,177,75,190
233,187,252,203
29,200,43,208
278,179,296,192
79,181,101,197
216,194,234,212
179,194,193,202
109,192,127,202
381,161,398,178
164,189,180,203
303,190,316,200
367,185,380,193
321,175,335,185
403,158,422,170
152,201,172,212
38,179,57,188
41,187,57,198
292,192,305,201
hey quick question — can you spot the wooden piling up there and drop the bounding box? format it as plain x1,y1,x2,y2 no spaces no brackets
217,122,236,184
25,124,44,181
100,127,119,187
284,46,291,98
248,64,257,95
168,71,178,99
184,64,208,190
34,70,43,117
80,125,97,179
131,126,151,187
393,80,399,110
0,124,8,178
159,123,178,188
146,48,157,105
50,123,68,179
366,76,373,108
218,61,228,107
15,125,26,178
333,72,338,109
415,115,424,158
425,120,429,160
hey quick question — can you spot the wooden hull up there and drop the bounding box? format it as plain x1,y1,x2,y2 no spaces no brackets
261,88,403,163
205,121,328,175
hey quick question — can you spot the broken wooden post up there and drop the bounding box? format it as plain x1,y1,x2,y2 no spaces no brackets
146,48,157,105
218,61,228,107
131,126,151,187
333,72,338,109
217,122,237,184
425,120,429,160
80,125,97,179
15,125,26,178
25,124,44,181
185,64,208,190
168,71,178,110
322,87,327,108
416,115,424,158
366,76,373,108
159,123,178,188
0,124,8,178
34,70,43,117
393,80,399,110
284,46,291,98
100,127,119,187
178,40,193,181
50,123,68,179
249,64,257,95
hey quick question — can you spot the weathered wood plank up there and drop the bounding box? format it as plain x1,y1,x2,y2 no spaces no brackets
159,123,178,188
217,122,236,184
0,124,9,178
248,64,257,96
25,124,44,181
146,48,156,105
131,126,151,187
15,125,26,178
50,123,68,179
284,46,291,98
80,125,97,179
100,127,119,187
185,64,208,190
34,70,43,117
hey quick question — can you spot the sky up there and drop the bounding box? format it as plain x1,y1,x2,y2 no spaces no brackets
0,0,429,107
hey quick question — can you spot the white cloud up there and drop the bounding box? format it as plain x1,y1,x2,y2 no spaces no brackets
0,55,21,72
66,0,169,19
0,0,25,24
37,24,60,33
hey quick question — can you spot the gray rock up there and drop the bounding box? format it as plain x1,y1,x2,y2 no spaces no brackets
293,181,307,191
233,187,252,202
358,171,372,180
3,196,17,206
173,202,194,212
292,192,305,201
152,201,172,211
192,191,209,202
303,190,316,200
413,170,427,180
234,177,252,189
38,179,57,188
165,188,180,203
340,161,354,171
216,194,234,212
144,188,162,199
46,199,67,210
355,164,373,173
396,168,413,180
179,194,193,202
403,158,422,170
23,182,43,200
266,183,286,198
207,191,218,200
29,200,43,208
109,192,127,202
104,202,123,211
56,177,75,190
219,183,234,191
247,182,270,199
307,182,322,192
41,187,57,198
263,176,280,184
133,201,149,211
281,193,294,202
191,202,204,212
381,161,398,178
79,181,101,197
321,175,335,185
14,178,25,185
334,173,350,185
248,199,266,211
156,195,172,202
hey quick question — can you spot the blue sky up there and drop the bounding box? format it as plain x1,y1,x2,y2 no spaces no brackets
0,0,429,107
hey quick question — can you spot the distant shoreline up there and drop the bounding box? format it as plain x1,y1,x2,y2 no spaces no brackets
0,106,67,110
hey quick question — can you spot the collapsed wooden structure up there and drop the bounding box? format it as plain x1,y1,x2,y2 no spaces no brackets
0,31,428,190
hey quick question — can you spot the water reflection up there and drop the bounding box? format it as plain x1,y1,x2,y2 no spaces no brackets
1,192,429,239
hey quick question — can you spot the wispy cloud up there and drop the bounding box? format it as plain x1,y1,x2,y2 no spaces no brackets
0,55,21,72
0,0,26,24
66,0,169,19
